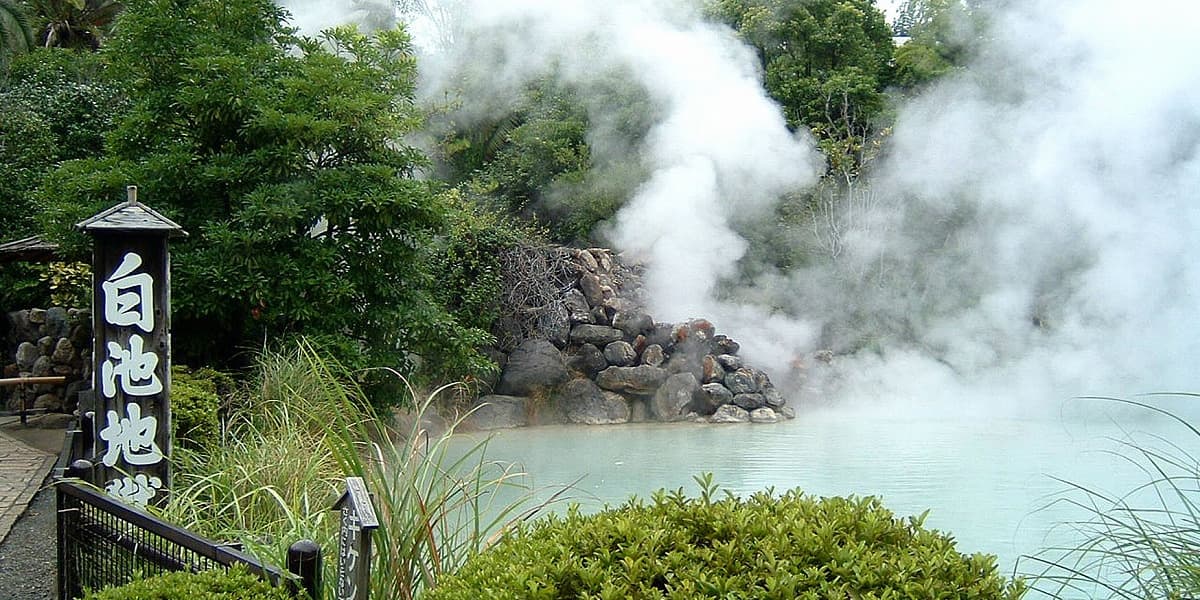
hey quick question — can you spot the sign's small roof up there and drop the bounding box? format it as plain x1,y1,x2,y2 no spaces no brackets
76,187,188,237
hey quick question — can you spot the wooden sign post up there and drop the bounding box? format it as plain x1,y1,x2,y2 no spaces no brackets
335,476,378,600
77,186,186,508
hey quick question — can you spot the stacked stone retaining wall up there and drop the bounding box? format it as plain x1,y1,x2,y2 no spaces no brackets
3,307,91,414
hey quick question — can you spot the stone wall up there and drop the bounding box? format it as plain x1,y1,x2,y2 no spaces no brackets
468,248,794,429
2,307,92,414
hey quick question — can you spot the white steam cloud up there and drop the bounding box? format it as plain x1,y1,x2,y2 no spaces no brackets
799,0,1200,410
287,0,1200,411
418,0,824,328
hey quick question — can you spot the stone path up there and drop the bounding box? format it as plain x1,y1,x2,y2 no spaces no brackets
0,428,55,544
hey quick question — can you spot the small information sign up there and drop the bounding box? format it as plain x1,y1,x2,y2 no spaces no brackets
335,476,378,600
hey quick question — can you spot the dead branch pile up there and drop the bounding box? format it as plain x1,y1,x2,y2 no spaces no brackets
491,243,577,352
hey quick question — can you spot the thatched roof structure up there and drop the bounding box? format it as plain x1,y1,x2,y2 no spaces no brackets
0,235,60,265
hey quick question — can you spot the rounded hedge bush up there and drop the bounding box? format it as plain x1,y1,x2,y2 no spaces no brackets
171,365,231,451
82,565,297,600
428,481,1026,599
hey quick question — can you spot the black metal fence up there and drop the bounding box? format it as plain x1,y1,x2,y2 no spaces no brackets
56,424,321,599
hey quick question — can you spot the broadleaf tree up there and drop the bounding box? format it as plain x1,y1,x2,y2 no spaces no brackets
39,0,494,402
706,0,894,177
0,0,33,70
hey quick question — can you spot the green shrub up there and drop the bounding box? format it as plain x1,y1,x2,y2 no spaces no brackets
428,475,1026,600
171,365,229,451
82,565,296,600
38,261,92,307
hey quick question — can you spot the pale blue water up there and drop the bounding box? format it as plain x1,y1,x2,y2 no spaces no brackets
462,398,1200,593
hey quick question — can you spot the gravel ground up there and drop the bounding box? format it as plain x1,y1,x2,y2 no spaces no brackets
0,416,67,600
0,479,56,600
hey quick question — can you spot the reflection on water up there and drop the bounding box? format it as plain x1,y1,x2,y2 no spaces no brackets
459,398,1200,586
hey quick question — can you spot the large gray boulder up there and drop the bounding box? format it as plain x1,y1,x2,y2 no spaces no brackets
724,368,758,394
578,272,605,306
559,379,630,425
651,373,700,422
43,307,69,338
565,343,608,378
595,365,668,395
764,386,787,409
51,338,75,364
710,404,750,423
564,289,593,324
570,325,624,346
702,355,726,384
640,344,665,367
467,395,529,429
713,335,740,355
733,393,766,411
697,383,734,414
15,342,38,371
612,310,653,337
603,341,637,367
496,339,569,396
749,407,779,424
715,354,743,371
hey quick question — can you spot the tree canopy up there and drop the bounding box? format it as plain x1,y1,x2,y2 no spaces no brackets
0,0,974,402
0,0,33,70
35,0,493,397
706,0,894,177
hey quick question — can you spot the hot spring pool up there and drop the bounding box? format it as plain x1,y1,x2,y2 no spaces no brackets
459,397,1200,593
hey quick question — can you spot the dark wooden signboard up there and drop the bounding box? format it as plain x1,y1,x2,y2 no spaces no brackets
77,187,186,508
335,476,379,600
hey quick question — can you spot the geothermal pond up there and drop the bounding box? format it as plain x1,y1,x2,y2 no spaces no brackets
459,397,1200,592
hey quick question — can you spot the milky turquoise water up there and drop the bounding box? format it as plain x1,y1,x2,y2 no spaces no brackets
460,398,1200,594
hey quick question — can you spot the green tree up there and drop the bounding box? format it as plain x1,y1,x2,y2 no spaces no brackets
39,0,492,399
892,0,982,89
0,48,124,308
438,72,650,244
706,0,894,177
26,0,122,49
0,0,33,70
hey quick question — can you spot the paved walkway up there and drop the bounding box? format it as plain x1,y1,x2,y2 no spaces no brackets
0,428,55,544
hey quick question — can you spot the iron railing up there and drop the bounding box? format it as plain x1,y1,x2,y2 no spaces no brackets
55,427,320,599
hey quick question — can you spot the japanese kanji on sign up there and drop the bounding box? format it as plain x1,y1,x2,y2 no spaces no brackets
77,186,186,508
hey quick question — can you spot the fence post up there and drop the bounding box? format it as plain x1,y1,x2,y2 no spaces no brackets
288,540,322,600
65,459,94,480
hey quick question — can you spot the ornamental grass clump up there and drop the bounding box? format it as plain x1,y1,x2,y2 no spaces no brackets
1023,396,1200,599
164,341,543,600
427,474,1026,600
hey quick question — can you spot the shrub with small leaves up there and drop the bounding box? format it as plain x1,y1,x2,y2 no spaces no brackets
38,261,92,307
171,365,231,451
428,475,1026,600
82,565,297,600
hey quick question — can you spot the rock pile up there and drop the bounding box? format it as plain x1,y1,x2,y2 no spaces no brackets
2,307,92,413
469,248,794,429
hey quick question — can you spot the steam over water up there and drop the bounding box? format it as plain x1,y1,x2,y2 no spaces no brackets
279,0,1200,587
410,0,1200,411
280,0,1200,406
811,0,1200,410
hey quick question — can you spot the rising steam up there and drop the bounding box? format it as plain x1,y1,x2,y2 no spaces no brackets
283,0,1200,410
797,0,1200,409
418,0,825,327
